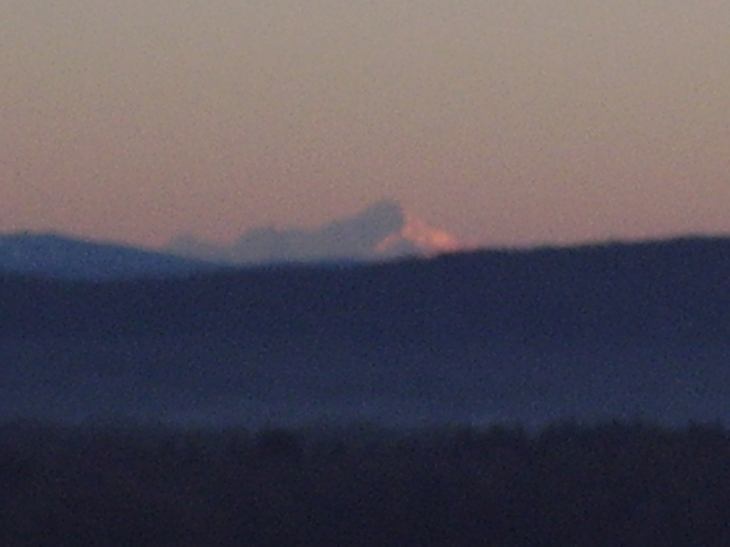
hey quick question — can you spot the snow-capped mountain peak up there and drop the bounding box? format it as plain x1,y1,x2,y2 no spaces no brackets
166,200,461,264
375,210,461,258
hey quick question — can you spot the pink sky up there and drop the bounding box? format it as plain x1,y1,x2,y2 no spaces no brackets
2,0,729,249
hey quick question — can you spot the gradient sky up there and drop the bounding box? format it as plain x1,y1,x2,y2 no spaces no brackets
2,0,729,249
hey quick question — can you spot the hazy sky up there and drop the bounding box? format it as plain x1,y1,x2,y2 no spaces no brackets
2,0,729,248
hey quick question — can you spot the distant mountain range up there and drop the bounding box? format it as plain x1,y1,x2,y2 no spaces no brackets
0,232,219,281
0,200,461,280
165,199,461,264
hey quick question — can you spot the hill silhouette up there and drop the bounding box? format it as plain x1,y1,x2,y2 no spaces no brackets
1,236,729,427
0,232,219,280
3,236,729,342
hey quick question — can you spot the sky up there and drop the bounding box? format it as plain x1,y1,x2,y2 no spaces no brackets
2,0,729,249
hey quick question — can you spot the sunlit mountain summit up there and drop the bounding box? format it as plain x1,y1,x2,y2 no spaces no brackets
166,199,462,264
375,208,461,258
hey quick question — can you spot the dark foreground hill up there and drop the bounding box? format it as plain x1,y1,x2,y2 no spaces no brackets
1,236,729,426
2,420,729,546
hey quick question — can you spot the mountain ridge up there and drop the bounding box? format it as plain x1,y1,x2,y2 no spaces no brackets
0,232,220,280
2,234,729,344
2,234,730,427
166,199,462,264
0,201,462,279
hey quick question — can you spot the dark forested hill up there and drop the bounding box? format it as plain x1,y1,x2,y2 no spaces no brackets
2,236,729,427
2,236,729,344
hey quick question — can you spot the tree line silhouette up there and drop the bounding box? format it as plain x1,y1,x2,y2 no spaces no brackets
2,420,729,546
